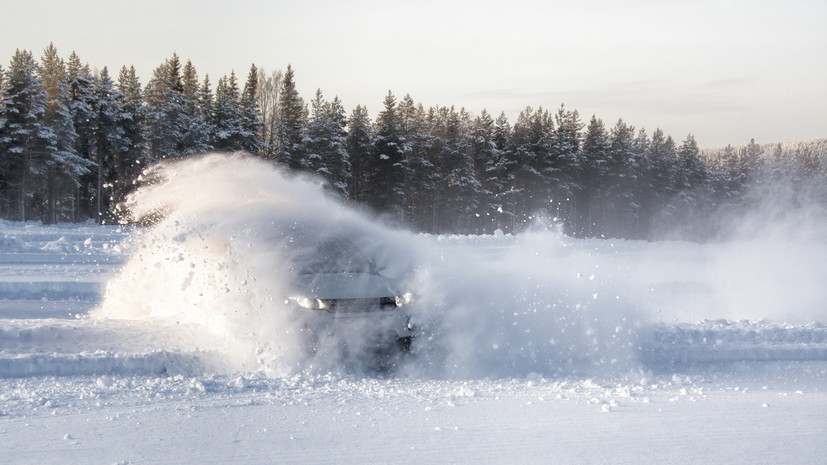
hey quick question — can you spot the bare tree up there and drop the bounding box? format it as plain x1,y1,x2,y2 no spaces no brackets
256,68,282,159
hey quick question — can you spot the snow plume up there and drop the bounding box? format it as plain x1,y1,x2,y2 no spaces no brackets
92,153,646,378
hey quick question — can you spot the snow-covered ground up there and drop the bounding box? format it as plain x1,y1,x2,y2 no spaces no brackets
1,154,826,464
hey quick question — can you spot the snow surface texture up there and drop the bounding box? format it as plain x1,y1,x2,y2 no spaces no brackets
1,153,825,464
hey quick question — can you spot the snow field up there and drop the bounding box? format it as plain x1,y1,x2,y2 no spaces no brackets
2,367,825,464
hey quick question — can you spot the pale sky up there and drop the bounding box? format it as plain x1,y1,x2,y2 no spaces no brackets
4,0,826,148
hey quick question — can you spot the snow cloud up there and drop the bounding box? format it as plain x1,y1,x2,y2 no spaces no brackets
92,154,644,377
92,153,826,378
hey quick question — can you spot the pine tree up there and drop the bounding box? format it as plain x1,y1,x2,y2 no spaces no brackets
40,44,91,223
276,65,305,169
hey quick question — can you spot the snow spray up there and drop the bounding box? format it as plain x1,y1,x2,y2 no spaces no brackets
93,153,419,375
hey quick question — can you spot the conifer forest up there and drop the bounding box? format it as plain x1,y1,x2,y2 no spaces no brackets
1,46,825,240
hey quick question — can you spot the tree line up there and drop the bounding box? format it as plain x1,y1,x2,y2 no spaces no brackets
1,45,824,240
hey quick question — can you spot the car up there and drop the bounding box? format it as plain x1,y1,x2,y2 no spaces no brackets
285,236,415,355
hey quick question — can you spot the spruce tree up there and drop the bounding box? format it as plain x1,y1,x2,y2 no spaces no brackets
509,106,554,227
346,105,372,202
676,134,704,192
1,50,50,221
211,72,243,152
306,90,331,176
180,60,212,155
580,115,610,237
367,91,407,220
643,128,678,235
276,65,305,169
671,134,709,239
66,52,95,160
198,74,215,147
427,106,480,232
398,95,433,229
470,109,500,233
114,65,146,217
239,64,263,155
0,63,6,156
90,67,130,223
605,119,641,237
485,112,517,232
304,91,350,196
550,104,584,234
742,138,763,182
144,54,187,159
66,52,97,219
323,96,351,196
632,128,654,236
1,64,11,215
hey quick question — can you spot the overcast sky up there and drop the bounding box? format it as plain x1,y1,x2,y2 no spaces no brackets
4,0,826,148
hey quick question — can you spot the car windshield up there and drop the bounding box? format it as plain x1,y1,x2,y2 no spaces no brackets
295,237,374,274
